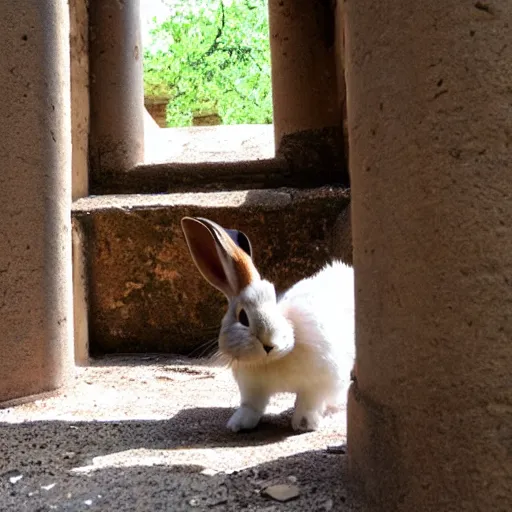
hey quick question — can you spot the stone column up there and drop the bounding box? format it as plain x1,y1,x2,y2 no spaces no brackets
0,1,74,403
268,0,344,163
89,0,144,184
70,0,90,365
70,0,89,201
345,0,512,510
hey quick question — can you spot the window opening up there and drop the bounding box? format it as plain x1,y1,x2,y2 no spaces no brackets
141,0,274,163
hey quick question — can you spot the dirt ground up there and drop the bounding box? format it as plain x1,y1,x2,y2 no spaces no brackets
0,356,366,511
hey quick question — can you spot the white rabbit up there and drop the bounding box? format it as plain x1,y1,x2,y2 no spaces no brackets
181,216,354,432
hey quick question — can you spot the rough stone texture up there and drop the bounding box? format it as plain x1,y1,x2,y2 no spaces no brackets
277,127,349,186
89,0,144,181
92,156,349,195
268,0,340,147
0,356,365,511
72,188,351,355
95,123,348,196
0,2,74,402
69,0,89,200
345,0,512,510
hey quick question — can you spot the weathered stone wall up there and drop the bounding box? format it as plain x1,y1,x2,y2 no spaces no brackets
73,188,351,355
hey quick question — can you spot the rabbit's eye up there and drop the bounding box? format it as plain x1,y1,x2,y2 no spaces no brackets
238,308,249,327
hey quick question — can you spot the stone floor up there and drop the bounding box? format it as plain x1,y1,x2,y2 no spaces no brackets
0,356,366,512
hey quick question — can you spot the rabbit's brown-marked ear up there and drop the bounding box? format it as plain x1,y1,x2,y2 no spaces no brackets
223,228,252,258
181,217,259,297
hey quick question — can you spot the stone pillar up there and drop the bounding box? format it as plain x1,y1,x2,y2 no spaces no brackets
345,0,512,509
70,0,89,201
0,1,74,403
70,0,90,365
268,0,344,161
89,0,144,184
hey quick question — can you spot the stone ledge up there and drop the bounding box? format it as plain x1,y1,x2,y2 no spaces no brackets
73,187,351,355
73,188,295,213
89,158,348,195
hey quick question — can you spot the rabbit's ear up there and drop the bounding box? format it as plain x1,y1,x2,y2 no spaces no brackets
181,217,259,297
223,228,252,258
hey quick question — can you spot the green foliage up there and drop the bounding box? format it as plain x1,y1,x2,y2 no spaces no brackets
143,0,273,127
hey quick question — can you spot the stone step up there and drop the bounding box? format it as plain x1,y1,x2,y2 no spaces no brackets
72,187,351,355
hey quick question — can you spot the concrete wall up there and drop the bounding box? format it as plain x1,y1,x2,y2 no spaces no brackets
0,1,74,403
345,0,512,509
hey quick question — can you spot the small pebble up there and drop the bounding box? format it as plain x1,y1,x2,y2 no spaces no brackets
287,475,298,484
41,483,56,491
262,484,300,502
200,468,218,477
9,475,23,484
323,498,334,511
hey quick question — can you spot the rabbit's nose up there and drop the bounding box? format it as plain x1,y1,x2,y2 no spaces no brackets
262,344,273,354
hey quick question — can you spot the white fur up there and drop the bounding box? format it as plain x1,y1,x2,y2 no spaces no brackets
225,261,355,432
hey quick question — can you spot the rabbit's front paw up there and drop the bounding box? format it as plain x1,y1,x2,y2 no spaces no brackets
291,408,322,431
227,405,262,432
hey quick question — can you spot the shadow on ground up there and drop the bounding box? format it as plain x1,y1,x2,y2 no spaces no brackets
0,409,361,511
2,406,299,467
0,356,361,510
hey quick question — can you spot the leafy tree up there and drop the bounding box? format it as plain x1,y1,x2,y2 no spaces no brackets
143,0,273,127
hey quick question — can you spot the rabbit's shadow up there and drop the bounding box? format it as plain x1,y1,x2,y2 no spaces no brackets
165,405,301,448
